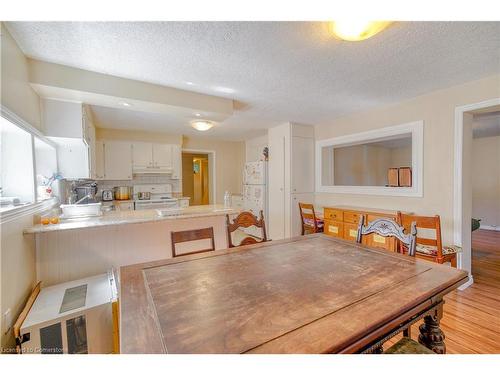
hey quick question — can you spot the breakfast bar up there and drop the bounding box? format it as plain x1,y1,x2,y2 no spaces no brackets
24,205,241,286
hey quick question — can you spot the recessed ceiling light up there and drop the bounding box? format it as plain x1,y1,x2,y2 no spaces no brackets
213,86,236,94
186,81,195,85
330,21,392,41
195,113,201,117
191,120,214,132
120,102,131,107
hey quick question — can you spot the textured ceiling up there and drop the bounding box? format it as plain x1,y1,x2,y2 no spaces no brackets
5,21,500,140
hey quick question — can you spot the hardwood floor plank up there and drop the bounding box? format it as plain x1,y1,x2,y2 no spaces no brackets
385,229,500,354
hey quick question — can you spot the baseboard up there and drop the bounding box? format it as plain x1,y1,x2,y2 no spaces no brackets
479,225,500,232
457,274,474,290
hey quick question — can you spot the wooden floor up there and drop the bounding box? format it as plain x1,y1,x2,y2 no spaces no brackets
385,229,500,353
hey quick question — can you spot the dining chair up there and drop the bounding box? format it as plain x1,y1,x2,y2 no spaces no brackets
298,202,324,235
171,227,215,257
356,215,417,256
398,213,458,267
226,210,268,247
356,215,434,354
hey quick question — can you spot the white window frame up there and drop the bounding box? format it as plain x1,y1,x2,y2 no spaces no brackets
315,120,424,197
1,106,58,221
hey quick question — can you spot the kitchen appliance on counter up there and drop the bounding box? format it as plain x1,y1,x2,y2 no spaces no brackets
133,184,178,211
18,271,118,354
56,179,98,204
114,186,131,200
101,190,114,202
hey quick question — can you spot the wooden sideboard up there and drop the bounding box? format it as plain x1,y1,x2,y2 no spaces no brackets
323,206,404,252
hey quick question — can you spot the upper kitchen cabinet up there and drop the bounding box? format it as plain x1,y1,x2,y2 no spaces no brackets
152,143,172,169
170,144,182,180
131,142,181,178
103,141,133,180
42,99,95,179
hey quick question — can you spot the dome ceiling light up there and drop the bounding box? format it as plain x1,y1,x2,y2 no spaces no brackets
330,21,392,41
191,120,214,132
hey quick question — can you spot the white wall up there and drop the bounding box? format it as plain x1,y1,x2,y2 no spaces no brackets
472,135,500,229
245,134,268,162
0,23,42,350
315,74,500,248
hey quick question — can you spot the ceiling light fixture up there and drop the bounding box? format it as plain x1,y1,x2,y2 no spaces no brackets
120,102,131,107
195,113,201,117
186,81,195,85
330,21,392,41
191,120,214,132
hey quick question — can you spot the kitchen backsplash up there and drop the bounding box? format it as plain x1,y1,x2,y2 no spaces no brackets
97,175,181,197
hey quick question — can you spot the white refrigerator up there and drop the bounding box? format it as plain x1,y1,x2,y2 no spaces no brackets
243,161,268,237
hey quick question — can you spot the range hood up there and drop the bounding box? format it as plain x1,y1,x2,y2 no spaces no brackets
133,166,173,175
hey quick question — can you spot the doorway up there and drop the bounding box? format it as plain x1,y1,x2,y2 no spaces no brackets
454,98,500,289
182,150,215,205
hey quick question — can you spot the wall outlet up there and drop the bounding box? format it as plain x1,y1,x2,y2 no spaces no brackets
3,308,12,335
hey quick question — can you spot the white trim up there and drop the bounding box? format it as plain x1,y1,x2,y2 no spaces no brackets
479,225,500,232
0,198,58,225
182,148,217,204
453,97,500,289
315,121,424,197
457,274,474,291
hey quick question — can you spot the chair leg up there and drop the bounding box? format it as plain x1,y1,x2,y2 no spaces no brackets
403,327,411,338
451,255,457,268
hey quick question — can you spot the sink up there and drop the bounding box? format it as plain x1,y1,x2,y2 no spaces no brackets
60,202,102,219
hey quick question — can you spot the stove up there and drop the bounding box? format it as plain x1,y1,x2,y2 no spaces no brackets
133,184,178,211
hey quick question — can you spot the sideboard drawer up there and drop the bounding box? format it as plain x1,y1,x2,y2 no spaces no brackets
344,211,363,224
324,220,343,238
343,223,359,242
324,208,343,221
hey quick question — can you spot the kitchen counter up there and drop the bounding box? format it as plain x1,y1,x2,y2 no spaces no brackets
24,205,240,234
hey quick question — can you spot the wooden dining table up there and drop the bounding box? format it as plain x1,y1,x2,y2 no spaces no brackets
119,234,468,354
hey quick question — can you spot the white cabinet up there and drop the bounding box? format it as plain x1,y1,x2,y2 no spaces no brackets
95,140,105,179
104,142,133,180
152,143,172,169
43,98,91,179
291,136,315,193
268,123,314,240
178,198,190,208
170,144,182,179
115,201,134,211
132,142,153,169
131,142,180,174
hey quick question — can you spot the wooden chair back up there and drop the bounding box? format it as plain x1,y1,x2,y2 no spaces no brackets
398,213,443,259
226,210,268,248
171,227,215,257
298,202,321,235
13,281,41,353
357,214,417,256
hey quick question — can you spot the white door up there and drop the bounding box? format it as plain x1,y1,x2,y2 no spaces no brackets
153,143,172,169
104,142,132,180
291,193,315,237
95,140,105,179
132,142,153,169
170,144,182,179
291,136,315,193
268,128,287,240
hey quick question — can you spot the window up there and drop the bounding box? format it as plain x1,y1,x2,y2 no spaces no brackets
0,111,58,213
316,121,423,197
34,136,58,201
0,116,35,208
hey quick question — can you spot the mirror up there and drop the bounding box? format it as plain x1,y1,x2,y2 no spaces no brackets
316,121,423,197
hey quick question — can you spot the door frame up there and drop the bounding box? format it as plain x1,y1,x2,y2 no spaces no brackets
182,149,216,205
453,97,500,290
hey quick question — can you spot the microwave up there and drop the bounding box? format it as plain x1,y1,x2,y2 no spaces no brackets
19,271,118,354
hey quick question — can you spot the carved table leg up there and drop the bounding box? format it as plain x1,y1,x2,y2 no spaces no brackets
418,304,446,354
